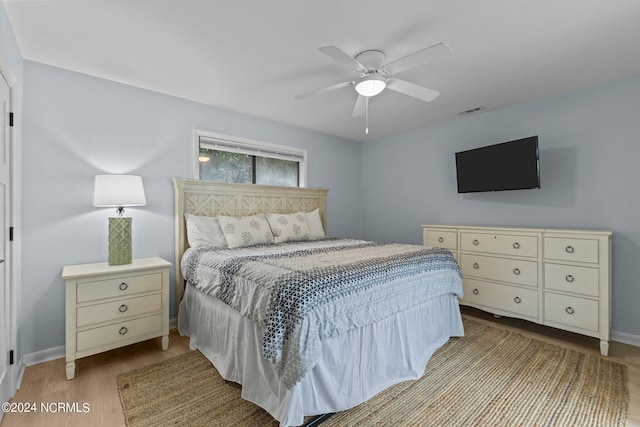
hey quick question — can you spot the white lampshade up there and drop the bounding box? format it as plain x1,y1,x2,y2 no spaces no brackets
93,175,146,208
355,75,387,97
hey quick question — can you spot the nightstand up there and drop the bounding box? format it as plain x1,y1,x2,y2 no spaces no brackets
62,257,171,380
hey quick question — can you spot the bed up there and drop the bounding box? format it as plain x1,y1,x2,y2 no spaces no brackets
173,178,464,426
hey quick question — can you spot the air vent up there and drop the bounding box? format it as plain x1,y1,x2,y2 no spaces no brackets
458,106,484,115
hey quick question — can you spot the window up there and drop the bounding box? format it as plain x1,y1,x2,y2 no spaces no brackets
194,130,307,187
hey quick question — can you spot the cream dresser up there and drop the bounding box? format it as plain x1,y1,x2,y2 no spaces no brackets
62,257,171,379
422,225,612,356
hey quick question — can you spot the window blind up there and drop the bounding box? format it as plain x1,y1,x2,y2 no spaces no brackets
199,136,305,162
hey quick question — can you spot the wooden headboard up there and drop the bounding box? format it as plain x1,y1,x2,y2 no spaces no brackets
172,178,328,310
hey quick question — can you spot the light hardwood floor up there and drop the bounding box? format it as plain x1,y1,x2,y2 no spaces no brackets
2,308,639,427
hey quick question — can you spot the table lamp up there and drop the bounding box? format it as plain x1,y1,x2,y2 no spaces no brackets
93,175,146,265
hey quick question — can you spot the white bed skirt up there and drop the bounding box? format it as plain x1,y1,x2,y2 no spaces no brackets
179,285,464,426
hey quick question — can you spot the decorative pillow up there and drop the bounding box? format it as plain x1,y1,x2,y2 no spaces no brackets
218,214,274,248
306,208,325,238
266,212,312,243
184,213,227,248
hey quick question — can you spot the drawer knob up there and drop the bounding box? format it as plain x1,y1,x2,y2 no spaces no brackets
472,288,479,295
514,296,521,304
513,268,521,275
119,326,128,335
438,237,444,243
565,274,575,283
565,246,575,254
473,262,480,269
513,242,520,249
119,304,128,313
119,282,128,291
565,306,575,315
473,239,479,246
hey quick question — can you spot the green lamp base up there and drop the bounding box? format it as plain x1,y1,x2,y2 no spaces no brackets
108,217,132,266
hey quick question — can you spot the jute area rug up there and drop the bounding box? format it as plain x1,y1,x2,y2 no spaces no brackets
118,318,628,426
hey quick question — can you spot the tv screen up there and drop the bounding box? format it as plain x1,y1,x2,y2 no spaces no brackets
455,136,540,193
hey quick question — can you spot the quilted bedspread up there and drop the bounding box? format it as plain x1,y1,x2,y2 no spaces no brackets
181,238,463,388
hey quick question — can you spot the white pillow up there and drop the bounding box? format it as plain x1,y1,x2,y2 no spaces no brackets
266,212,312,243
306,208,325,238
218,214,274,248
184,213,227,248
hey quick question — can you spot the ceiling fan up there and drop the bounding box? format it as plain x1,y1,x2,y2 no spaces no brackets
294,42,453,133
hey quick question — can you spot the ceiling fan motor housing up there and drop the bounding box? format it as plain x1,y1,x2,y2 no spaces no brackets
354,50,387,74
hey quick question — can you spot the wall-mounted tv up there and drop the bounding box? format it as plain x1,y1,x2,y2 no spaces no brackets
455,136,540,193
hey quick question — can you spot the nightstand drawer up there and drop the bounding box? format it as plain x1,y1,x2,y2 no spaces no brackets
461,232,537,258
77,273,161,303
76,314,162,352
76,294,162,327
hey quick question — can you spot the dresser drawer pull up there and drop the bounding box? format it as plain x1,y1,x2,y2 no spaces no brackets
119,304,128,313
565,306,575,315
473,262,480,269
514,296,521,304
565,246,575,254
513,268,521,275
513,242,520,249
119,326,128,335
438,237,444,243
472,288,479,295
119,282,128,291
473,239,479,246
565,274,575,283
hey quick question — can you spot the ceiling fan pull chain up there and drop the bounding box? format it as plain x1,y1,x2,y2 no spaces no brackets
365,96,369,134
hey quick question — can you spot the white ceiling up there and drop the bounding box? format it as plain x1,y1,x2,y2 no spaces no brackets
4,0,640,142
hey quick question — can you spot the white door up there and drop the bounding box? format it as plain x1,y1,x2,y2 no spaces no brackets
0,68,12,411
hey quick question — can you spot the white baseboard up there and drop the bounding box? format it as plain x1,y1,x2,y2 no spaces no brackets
611,329,640,348
16,345,65,390
22,345,65,367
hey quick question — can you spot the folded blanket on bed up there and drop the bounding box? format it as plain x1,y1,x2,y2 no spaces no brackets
182,238,463,388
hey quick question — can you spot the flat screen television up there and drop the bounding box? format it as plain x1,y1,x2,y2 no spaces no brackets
455,136,540,193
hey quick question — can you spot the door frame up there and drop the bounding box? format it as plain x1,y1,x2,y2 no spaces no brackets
0,46,19,403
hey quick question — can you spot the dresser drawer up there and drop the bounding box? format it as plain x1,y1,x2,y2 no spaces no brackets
460,232,537,258
460,254,537,287
544,263,599,297
425,230,457,250
544,293,598,332
76,314,162,352
462,278,537,318
76,294,162,327
77,273,161,303
544,237,598,264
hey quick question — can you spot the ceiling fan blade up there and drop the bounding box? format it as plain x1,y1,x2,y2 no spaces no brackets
352,95,366,117
294,81,353,100
383,42,452,75
386,78,440,102
319,46,366,72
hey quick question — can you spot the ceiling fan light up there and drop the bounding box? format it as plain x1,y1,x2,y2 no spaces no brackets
355,75,387,97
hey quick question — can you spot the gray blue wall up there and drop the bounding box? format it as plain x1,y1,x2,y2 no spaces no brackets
19,61,363,355
361,75,640,337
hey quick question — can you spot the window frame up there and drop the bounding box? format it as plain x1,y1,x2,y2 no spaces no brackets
193,129,308,187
